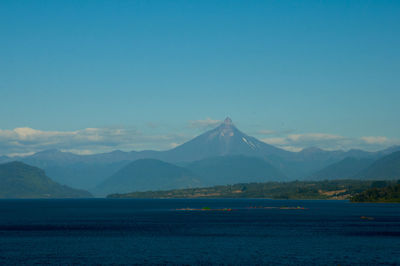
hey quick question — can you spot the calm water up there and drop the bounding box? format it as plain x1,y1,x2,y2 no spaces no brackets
0,199,399,265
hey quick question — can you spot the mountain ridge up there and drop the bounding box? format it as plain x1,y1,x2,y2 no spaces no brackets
355,151,400,180
4,118,399,190
308,157,375,180
0,161,92,198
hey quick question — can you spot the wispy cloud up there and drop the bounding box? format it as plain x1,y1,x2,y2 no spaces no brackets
189,118,221,130
361,136,388,144
168,142,181,149
1,124,398,157
260,137,287,145
262,132,399,152
278,146,303,152
0,127,190,156
287,133,344,142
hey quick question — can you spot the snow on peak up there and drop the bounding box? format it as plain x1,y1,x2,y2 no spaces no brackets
242,137,256,150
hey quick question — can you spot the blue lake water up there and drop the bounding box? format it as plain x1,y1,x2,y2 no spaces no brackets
0,199,399,265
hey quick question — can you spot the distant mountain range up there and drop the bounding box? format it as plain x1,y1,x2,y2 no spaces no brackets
22,150,131,191
1,117,399,195
355,151,400,180
309,157,375,180
309,151,400,181
0,161,92,198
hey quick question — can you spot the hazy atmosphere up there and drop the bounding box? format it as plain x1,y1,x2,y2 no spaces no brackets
1,1,400,265
1,0,399,156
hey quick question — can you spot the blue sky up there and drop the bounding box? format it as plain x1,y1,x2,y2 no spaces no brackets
1,0,399,155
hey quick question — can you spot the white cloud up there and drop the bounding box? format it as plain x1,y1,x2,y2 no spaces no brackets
189,118,221,129
261,132,399,152
262,133,346,151
361,136,388,144
0,127,190,156
287,133,344,142
168,142,181,149
279,146,303,152
6,152,35,157
261,137,288,145
60,149,95,155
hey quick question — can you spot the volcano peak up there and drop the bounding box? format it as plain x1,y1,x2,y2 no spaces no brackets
223,117,233,125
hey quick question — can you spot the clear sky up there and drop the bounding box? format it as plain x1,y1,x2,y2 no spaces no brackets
1,0,399,156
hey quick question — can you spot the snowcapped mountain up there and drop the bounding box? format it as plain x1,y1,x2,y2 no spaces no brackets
158,117,291,162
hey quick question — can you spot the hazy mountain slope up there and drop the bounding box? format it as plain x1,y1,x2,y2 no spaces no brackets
355,151,400,180
185,155,286,186
376,146,400,157
0,161,92,198
308,157,375,180
94,159,201,196
43,161,131,190
0,156,10,164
